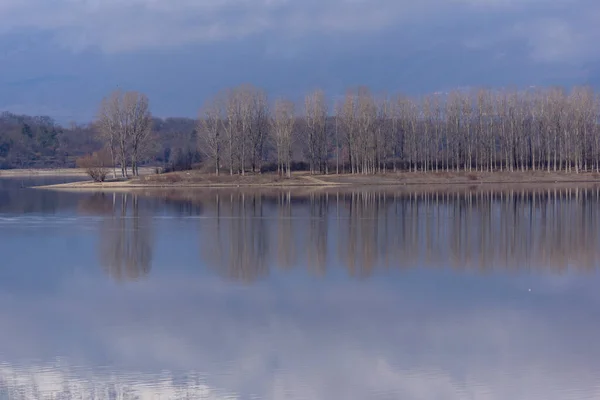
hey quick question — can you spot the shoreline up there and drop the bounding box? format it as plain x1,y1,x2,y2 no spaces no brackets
29,170,600,192
0,167,156,178
0,168,90,177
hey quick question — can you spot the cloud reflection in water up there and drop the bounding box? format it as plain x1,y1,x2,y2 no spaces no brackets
1,185,600,399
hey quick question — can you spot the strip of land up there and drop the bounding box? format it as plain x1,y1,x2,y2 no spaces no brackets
0,167,155,177
32,169,600,191
0,168,90,177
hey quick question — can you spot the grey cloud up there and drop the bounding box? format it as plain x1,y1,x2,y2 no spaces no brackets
1,0,600,120
515,11,600,63
0,0,589,55
462,0,600,64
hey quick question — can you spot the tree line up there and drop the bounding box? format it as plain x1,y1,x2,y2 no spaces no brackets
0,113,75,169
3,84,600,175
197,84,600,176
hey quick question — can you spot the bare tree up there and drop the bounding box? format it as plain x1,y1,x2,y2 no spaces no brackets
271,99,295,177
237,85,254,175
225,87,242,175
334,99,343,174
377,94,395,173
250,88,270,173
97,91,122,179
224,84,272,175
402,96,419,172
96,90,152,178
356,87,377,174
305,89,328,174
199,93,224,175
341,90,358,174
123,92,152,176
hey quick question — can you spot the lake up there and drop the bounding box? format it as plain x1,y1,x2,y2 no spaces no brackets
1,177,600,399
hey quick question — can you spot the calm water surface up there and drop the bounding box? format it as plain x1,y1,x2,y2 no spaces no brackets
1,178,600,399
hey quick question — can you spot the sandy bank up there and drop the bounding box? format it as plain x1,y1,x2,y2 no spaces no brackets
33,178,341,191
32,170,600,192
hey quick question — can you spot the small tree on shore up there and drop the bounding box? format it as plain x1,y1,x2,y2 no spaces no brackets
77,149,112,182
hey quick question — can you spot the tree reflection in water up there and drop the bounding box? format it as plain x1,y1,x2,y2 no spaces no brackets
199,186,600,282
79,193,153,282
201,192,270,282
79,185,600,283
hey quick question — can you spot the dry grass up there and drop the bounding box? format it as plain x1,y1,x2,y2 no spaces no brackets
314,170,600,185
140,170,310,186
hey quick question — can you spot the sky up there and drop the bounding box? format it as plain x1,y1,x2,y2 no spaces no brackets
0,0,599,123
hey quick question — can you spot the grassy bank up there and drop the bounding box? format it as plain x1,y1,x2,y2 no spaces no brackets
33,169,600,191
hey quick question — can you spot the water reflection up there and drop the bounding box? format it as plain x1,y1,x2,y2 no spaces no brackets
78,193,154,282
192,186,600,282
3,181,600,399
60,185,600,282
16,184,599,283
101,195,153,282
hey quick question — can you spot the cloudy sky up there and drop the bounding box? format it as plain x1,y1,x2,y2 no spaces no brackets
0,0,599,122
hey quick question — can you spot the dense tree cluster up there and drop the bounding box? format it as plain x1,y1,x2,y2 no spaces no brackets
0,112,198,171
199,85,600,175
0,112,92,169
